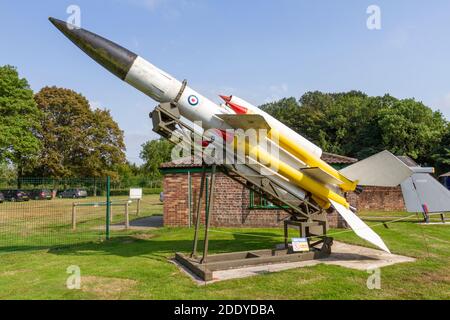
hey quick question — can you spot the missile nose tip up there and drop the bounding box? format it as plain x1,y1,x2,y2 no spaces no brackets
48,17,137,81
48,17,69,30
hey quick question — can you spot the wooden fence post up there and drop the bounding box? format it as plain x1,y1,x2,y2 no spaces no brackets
72,203,77,230
136,199,141,216
125,202,130,229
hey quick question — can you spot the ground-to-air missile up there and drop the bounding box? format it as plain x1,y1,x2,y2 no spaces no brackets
49,17,415,253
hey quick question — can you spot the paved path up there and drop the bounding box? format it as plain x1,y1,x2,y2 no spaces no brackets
110,215,163,230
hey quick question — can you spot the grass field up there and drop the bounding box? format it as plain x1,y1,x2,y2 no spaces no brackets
0,194,162,251
0,206,449,299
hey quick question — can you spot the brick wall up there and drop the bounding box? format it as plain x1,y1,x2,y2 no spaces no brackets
163,171,346,228
347,186,405,211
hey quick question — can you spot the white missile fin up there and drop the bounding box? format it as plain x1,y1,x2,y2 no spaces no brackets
330,199,391,253
301,167,343,185
217,114,271,131
339,150,413,187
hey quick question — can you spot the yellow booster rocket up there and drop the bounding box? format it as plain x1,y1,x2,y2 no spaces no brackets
221,95,357,209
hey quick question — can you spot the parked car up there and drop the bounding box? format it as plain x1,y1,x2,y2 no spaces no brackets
0,192,4,203
2,190,30,202
58,188,88,199
29,189,52,200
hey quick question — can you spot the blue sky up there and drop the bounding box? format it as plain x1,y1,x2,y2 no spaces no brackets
1,0,450,164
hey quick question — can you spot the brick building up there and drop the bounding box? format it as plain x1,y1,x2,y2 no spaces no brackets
160,153,406,229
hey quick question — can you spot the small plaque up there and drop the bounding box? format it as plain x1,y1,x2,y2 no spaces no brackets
291,238,309,252
129,188,143,200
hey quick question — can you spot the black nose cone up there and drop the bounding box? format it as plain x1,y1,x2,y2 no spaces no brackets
49,17,137,80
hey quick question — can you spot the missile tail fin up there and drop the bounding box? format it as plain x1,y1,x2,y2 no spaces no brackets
339,150,413,187
330,199,391,253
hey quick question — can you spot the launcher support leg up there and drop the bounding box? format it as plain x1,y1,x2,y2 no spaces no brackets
201,164,217,264
191,165,207,258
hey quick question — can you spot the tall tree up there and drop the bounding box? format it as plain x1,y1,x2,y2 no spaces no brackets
81,108,127,179
0,65,41,182
140,139,173,179
377,98,446,164
261,91,447,164
432,126,450,174
32,86,126,178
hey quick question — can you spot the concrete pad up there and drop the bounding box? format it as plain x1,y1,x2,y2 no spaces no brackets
173,241,415,284
417,222,450,225
92,216,163,231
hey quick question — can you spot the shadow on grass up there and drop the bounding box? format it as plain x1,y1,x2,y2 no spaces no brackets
0,229,284,261
45,230,284,262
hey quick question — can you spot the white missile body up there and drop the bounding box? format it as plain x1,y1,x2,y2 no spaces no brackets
125,56,229,131
49,17,400,253
125,55,310,202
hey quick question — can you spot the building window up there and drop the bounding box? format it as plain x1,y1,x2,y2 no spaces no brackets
249,190,289,209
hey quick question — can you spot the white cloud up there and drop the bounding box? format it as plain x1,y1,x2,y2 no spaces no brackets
264,83,289,103
89,100,102,110
125,132,157,164
436,93,450,118
440,93,450,108
125,0,163,11
387,27,414,49
120,0,199,19
131,36,140,49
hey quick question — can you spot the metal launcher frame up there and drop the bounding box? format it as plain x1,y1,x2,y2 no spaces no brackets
151,101,333,281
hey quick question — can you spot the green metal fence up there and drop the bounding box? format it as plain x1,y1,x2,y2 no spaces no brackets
0,177,163,253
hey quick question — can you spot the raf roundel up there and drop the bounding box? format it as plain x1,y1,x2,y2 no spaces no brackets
188,95,199,106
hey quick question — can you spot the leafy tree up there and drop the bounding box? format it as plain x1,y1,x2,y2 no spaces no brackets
431,126,450,174
140,139,173,179
31,86,126,178
259,97,300,130
116,161,140,187
260,91,447,165
376,98,446,163
0,65,41,181
81,108,127,179
0,162,17,184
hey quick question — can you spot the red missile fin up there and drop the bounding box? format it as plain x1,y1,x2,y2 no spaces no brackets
227,101,248,114
219,95,232,103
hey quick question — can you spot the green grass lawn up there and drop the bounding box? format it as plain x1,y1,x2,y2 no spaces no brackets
0,208,449,299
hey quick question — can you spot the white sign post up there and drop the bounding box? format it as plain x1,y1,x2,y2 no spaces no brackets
129,188,143,200
129,188,143,216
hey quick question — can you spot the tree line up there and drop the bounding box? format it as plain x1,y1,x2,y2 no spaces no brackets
0,65,171,186
261,91,450,174
2,65,449,185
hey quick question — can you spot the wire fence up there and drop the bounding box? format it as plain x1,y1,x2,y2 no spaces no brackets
0,177,163,253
